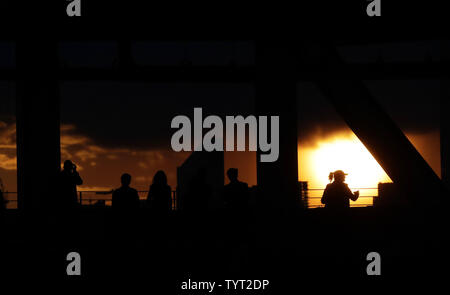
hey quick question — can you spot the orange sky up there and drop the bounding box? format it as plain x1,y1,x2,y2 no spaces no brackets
0,123,442,199
299,129,441,189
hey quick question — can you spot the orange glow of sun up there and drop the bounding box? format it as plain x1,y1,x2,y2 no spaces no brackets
299,133,392,190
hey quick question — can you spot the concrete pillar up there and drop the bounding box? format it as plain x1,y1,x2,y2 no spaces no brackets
441,79,450,190
255,41,299,212
16,40,60,213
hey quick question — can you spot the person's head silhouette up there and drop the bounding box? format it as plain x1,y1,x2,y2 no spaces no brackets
63,160,74,171
121,173,132,187
153,170,168,186
332,170,347,183
227,168,238,183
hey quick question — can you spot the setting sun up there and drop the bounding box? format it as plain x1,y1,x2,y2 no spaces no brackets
299,132,392,190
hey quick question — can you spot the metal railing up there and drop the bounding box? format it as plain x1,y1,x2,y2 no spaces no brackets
78,190,178,210
1,192,18,209
301,188,377,208
0,191,178,210
2,188,377,210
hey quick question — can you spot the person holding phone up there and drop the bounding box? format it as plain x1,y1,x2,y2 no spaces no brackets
321,170,359,209
58,160,83,209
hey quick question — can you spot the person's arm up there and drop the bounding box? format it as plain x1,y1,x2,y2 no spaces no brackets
321,185,330,204
350,190,359,201
73,171,83,186
344,185,359,201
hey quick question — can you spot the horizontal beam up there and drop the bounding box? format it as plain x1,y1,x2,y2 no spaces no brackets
1,62,444,82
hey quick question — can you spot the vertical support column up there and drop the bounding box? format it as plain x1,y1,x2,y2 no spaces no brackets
16,39,60,214
255,41,299,212
441,79,450,190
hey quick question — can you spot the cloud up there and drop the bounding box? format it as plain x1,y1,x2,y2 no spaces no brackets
135,176,152,183
73,145,107,161
0,121,16,146
0,153,16,170
60,134,89,146
60,82,256,151
59,124,190,188
61,125,109,164
138,162,148,169
0,120,17,170
297,80,441,146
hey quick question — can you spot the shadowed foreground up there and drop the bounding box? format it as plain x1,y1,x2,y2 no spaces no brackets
1,205,448,291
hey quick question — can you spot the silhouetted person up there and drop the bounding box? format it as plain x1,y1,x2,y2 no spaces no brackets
58,160,83,209
222,169,250,264
223,168,249,212
184,168,211,213
57,160,83,243
112,173,140,210
111,173,140,248
147,170,172,213
321,170,359,209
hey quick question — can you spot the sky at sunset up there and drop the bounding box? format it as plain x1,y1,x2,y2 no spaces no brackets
0,41,442,207
0,79,441,202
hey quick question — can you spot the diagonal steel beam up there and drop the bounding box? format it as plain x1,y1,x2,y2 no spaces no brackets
316,45,446,208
